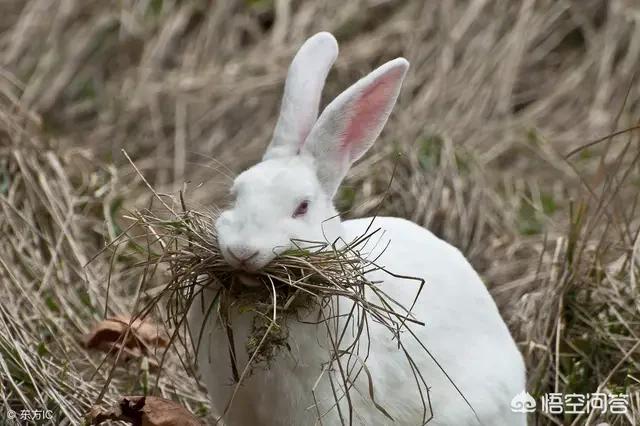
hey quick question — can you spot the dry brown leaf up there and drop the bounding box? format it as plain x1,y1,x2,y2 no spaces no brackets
85,316,168,360
88,396,203,426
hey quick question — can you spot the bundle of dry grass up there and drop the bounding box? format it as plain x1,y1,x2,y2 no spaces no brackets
116,189,426,405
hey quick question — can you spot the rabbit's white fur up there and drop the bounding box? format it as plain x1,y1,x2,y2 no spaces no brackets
189,32,526,426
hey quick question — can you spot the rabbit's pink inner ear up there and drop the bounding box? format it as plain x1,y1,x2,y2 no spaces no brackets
340,67,404,160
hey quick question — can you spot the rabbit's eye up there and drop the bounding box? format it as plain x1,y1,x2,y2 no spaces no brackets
293,200,309,218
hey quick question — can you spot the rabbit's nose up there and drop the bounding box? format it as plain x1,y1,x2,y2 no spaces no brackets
227,247,260,269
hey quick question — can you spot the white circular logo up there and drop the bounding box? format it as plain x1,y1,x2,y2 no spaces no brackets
511,391,537,413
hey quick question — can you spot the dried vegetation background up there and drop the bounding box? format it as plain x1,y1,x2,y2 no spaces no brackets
1,0,640,424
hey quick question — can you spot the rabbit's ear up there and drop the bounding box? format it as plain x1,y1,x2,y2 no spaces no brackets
302,58,409,196
263,32,338,160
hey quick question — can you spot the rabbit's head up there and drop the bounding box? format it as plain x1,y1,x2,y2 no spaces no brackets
216,32,409,272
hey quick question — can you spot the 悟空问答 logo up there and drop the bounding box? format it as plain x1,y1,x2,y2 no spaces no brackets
511,391,536,413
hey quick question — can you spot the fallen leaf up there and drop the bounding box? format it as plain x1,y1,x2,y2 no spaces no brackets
85,316,168,361
88,396,203,426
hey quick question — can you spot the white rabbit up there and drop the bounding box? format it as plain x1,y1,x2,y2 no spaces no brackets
189,32,526,426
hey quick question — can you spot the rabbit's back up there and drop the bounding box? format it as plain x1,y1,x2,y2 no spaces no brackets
339,216,526,425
